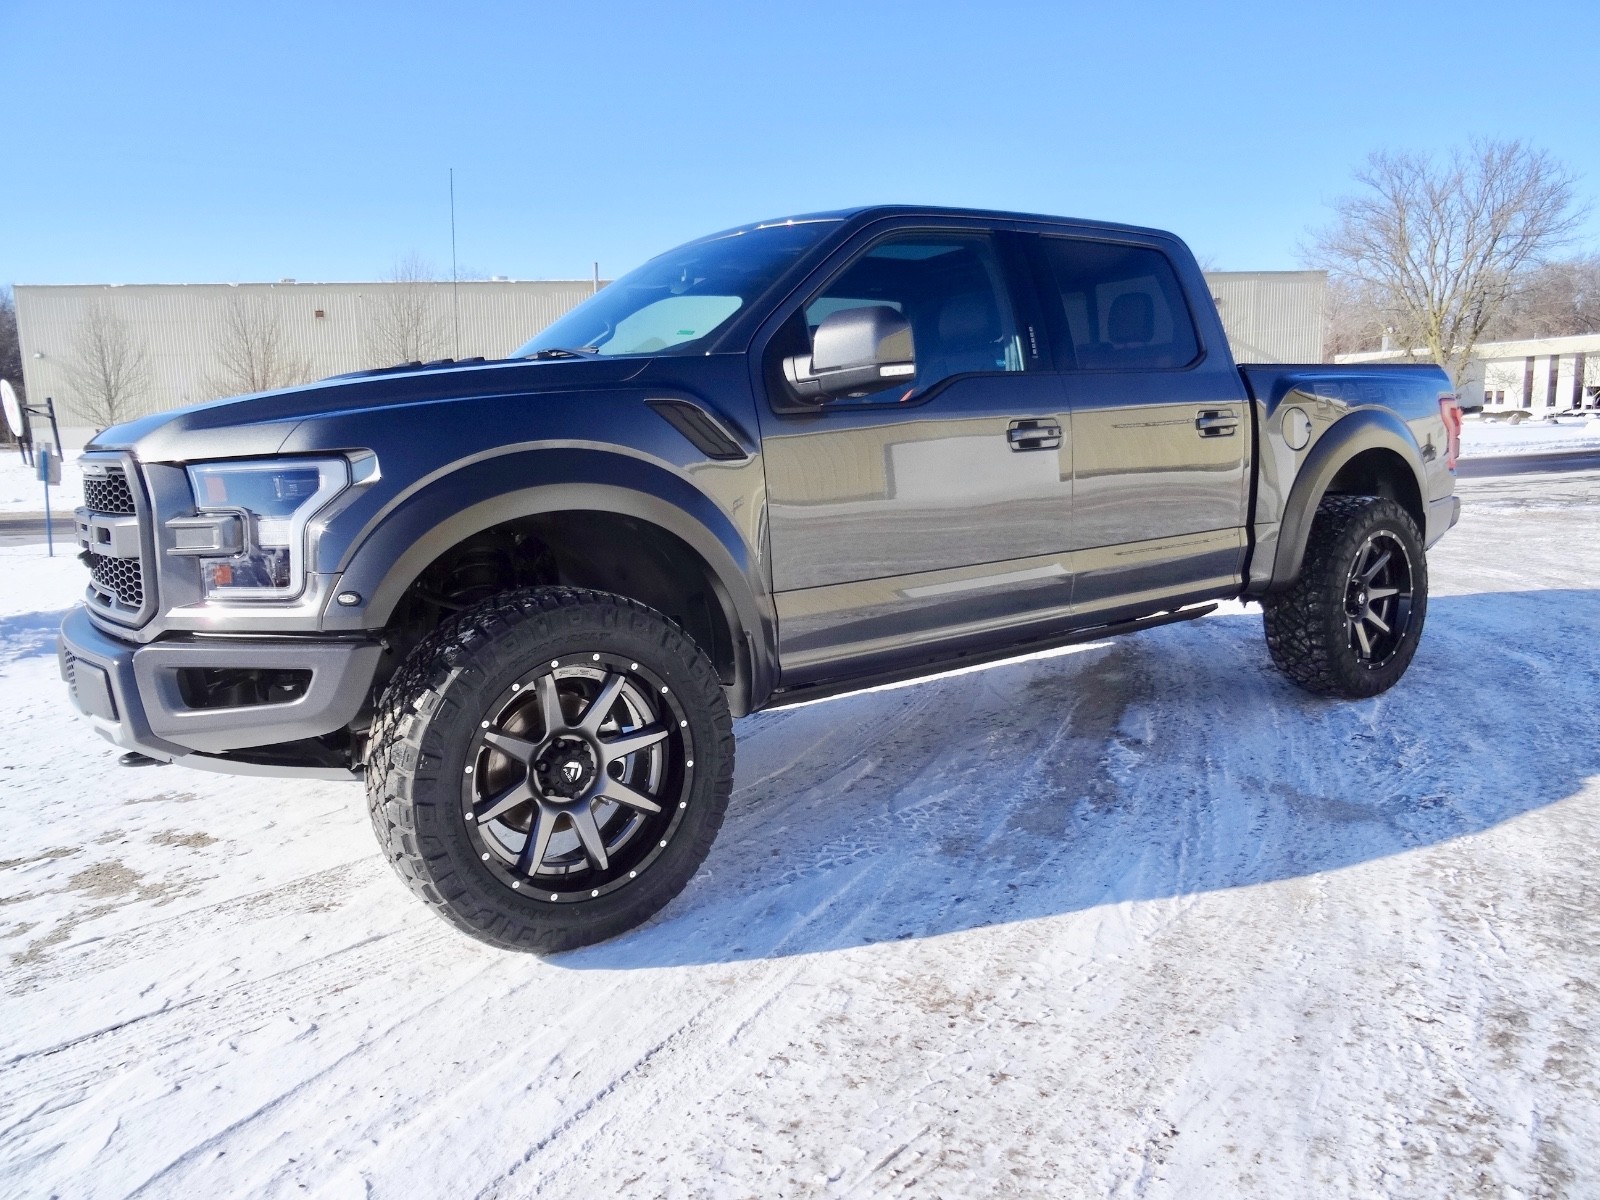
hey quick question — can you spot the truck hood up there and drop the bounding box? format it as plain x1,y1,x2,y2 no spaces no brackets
88,356,652,462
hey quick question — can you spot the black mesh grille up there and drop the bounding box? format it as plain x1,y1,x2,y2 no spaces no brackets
78,459,153,623
83,471,136,515
88,551,145,608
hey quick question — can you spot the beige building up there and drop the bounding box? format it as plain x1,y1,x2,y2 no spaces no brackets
1205,270,1327,364
14,279,602,444
14,269,1326,447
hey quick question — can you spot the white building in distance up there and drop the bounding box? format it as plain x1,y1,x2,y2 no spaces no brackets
1338,332,1600,412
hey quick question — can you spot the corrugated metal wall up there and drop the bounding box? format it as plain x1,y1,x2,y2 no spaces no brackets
17,271,1328,440
1203,271,1326,363
15,279,602,434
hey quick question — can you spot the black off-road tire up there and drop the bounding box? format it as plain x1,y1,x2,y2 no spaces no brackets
1262,494,1429,699
366,587,734,953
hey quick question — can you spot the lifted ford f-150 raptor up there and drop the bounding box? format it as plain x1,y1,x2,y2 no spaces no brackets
59,206,1462,951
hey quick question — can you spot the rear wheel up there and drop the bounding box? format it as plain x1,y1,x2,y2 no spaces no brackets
366,587,734,952
1262,495,1428,699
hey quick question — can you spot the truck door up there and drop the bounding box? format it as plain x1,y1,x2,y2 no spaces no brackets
1030,234,1250,616
755,227,1073,686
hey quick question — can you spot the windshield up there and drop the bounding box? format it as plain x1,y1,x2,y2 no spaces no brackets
513,219,839,358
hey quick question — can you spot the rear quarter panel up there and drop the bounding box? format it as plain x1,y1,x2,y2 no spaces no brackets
1238,363,1455,592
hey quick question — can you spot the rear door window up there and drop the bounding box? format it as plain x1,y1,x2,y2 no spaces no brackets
1040,238,1200,370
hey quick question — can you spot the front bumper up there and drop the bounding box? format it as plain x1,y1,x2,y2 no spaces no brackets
58,607,381,779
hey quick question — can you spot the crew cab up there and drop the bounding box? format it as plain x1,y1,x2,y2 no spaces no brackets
59,206,1462,950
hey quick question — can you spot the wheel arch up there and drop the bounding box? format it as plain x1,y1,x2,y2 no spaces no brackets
323,448,775,714
1267,410,1428,592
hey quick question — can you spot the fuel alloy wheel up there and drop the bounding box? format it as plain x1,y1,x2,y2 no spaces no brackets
1262,494,1429,699
367,588,734,953
463,655,694,902
1342,529,1414,669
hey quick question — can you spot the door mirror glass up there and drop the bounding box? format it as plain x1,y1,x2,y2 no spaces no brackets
784,306,916,402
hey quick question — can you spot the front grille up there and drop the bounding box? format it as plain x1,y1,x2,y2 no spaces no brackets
78,459,155,625
88,550,145,608
83,472,136,515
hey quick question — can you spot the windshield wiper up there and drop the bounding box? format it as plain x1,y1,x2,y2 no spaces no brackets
524,346,600,360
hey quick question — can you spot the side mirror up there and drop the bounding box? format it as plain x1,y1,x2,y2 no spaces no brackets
784,305,915,402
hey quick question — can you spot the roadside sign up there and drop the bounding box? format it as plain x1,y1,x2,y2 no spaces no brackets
0,380,22,437
38,446,59,556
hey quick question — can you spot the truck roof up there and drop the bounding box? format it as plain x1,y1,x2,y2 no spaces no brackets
704,205,1182,246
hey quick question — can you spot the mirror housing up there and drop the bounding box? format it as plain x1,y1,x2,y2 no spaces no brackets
784,305,915,403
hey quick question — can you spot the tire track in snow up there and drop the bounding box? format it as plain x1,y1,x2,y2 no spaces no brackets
0,918,467,1131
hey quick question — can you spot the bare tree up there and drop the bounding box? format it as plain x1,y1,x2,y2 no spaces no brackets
64,300,151,429
1308,139,1585,382
366,253,449,366
207,291,310,397
1484,253,1600,340
1322,276,1397,358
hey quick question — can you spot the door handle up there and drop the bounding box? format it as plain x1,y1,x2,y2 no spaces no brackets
1007,419,1062,451
1195,410,1238,437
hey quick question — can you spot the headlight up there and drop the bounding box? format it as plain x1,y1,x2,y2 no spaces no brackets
181,458,349,600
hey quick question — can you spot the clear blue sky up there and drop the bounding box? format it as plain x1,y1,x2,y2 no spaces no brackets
3,0,1597,286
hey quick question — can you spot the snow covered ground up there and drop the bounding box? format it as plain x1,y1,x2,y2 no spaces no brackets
0,447,85,515
1,470,1598,1199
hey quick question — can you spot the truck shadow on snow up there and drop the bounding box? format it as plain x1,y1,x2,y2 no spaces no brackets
561,588,1600,970
0,610,68,667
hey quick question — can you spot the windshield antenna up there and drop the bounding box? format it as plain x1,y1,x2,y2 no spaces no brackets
449,167,461,359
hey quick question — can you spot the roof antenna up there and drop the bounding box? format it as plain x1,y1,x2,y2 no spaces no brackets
449,168,461,359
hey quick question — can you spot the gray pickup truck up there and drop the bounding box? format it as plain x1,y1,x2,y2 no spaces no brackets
59,206,1462,950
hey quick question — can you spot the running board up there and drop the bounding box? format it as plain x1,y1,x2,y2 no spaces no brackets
764,603,1219,710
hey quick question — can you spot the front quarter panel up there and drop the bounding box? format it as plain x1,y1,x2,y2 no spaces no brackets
297,382,775,700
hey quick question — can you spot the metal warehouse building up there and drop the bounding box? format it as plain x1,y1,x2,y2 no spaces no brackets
14,279,602,445
1204,270,1326,364
13,270,1324,446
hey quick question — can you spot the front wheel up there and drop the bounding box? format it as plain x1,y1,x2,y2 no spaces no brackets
1262,495,1429,699
366,587,734,953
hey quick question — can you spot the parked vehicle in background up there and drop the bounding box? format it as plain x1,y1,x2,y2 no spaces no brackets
58,206,1461,951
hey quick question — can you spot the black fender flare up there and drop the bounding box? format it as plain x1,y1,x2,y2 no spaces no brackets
1267,409,1428,590
320,447,775,711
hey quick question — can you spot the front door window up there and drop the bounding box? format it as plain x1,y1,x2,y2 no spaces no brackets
789,233,1026,405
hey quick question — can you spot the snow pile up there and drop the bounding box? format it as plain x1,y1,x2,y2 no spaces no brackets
1,471,1599,1197
1460,415,1600,457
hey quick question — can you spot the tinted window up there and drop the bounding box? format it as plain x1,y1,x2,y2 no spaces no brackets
1041,239,1199,370
800,233,1024,398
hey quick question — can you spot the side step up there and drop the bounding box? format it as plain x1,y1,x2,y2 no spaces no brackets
765,603,1219,710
